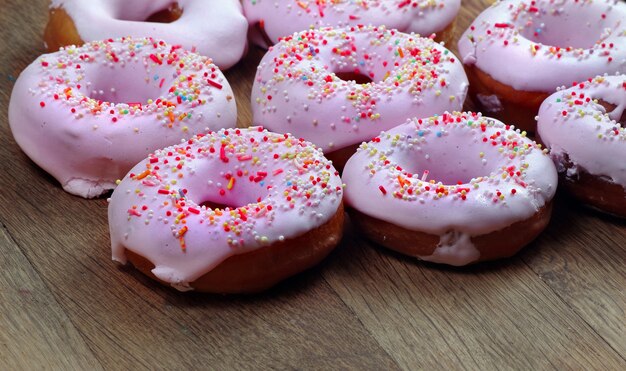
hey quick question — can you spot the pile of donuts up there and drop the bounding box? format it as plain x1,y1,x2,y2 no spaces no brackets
8,0,626,293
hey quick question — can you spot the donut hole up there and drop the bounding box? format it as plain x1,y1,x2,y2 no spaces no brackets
393,134,502,185
83,61,171,104
194,185,268,211
185,166,278,212
517,4,607,49
597,99,626,127
335,72,374,85
199,200,240,211
115,2,182,23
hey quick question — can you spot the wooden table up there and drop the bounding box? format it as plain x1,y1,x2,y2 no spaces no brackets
1,1,624,369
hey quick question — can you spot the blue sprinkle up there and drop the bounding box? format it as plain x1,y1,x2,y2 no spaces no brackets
417,130,425,137
436,131,443,137
535,28,542,34
260,181,265,186
153,75,159,81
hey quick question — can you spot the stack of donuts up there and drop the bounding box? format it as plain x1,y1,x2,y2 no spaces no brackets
7,0,626,293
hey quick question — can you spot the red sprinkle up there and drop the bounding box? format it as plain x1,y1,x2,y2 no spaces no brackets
206,79,223,89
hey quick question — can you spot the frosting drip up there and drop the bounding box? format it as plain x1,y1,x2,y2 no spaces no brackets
418,231,480,266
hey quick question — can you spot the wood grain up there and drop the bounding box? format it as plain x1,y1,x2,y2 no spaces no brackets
0,223,102,370
1,0,625,369
323,220,624,369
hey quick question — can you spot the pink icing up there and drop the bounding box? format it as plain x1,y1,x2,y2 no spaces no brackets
50,0,248,69
108,127,343,291
251,25,468,153
243,0,461,47
458,0,626,92
537,74,626,188
9,38,237,198
342,112,557,264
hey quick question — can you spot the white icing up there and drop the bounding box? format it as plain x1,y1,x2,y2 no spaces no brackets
343,112,557,238
537,74,626,189
50,0,248,69
458,0,626,92
8,38,237,198
418,231,480,266
476,93,503,112
108,127,343,290
251,26,468,153
243,0,461,47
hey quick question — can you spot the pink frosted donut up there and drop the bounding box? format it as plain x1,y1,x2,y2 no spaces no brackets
343,111,557,266
45,0,248,69
251,25,468,167
537,74,626,217
9,37,237,198
243,0,461,47
108,127,344,293
458,0,626,132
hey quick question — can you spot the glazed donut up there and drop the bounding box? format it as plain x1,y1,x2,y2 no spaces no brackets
342,111,557,266
108,127,344,293
9,37,237,198
44,0,248,69
458,0,626,133
251,25,468,169
537,74,626,217
243,0,461,47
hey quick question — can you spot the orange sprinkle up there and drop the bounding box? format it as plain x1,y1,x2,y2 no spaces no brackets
133,170,150,180
397,175,407,188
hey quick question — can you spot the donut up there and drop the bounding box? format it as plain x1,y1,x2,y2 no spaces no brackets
9,37,237,198
537,74,626,217
251,25,469,169
342,111,557,266
458,0,626,133
108,127,344,293
243,0,461,47
44,0,248,69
